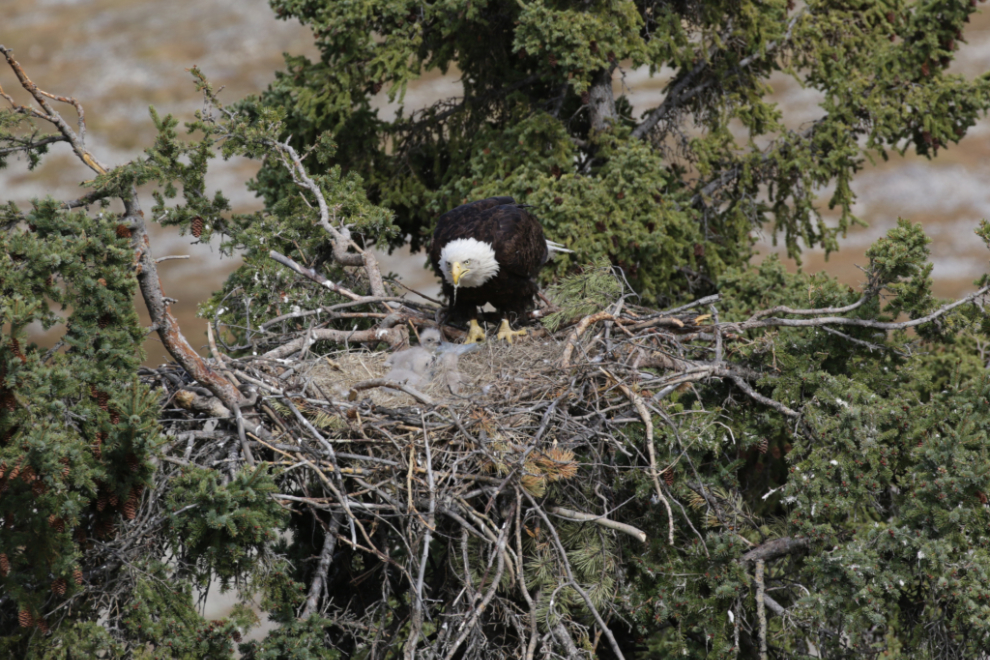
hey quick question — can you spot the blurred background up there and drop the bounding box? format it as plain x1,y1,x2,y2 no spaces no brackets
3,0,990,366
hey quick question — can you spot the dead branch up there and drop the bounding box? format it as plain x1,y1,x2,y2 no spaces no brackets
0,47,244,411
548,506,647,543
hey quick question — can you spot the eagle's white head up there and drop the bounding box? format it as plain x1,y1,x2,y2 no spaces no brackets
439,238,499,289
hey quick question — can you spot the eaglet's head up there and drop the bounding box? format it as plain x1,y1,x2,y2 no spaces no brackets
438,238,499,288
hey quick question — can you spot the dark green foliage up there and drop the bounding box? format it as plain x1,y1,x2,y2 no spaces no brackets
167,465,288,586
238,615,339,660
0,201,156,631
3,0,990,657
252,0,990,303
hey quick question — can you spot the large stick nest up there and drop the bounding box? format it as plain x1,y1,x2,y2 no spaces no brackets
142,279,719,658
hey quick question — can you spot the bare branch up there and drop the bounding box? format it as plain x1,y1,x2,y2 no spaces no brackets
548,506,647,543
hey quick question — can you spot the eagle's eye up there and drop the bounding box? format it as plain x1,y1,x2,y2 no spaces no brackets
463,259,472,265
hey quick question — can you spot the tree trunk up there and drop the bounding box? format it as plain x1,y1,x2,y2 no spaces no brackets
588,67,617,133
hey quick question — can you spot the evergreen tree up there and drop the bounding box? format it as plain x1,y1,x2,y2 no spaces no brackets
1,0,990,658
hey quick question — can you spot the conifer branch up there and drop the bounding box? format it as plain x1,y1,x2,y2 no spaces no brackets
728,283,990,333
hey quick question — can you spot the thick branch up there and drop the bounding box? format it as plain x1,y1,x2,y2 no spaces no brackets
123,197,244,409
587,66,617,133
0,45,105,173
548,506,647,543
272,140,388,299
631,14,801,141
300,513,342,619
740,536,809,565
727,284,990,333
260,326,405,360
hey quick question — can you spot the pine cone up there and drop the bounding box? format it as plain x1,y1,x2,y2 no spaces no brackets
73,568,84,585
98,314,112,329
97,518,115,539
757,438,769,455
52,577,67,596
44,275,53,287
126,453,140,473
0,553,9,577
123,499,137,520
110,410,120,425
19,465,35,483
59,457,70,479
0,461,6,479
191,216,204,238
663,469,675,486
10,338,26,364
108,492,119,508
97,278,107,287
48,515,65,533
36,617,49,634
96,493,108,512
18,609,33,628
115,224,132,239
32,480,47,496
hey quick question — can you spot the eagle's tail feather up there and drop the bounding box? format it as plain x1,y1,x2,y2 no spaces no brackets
546,240,573,255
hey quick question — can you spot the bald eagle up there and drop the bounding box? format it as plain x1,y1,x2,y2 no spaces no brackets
429,196,570,343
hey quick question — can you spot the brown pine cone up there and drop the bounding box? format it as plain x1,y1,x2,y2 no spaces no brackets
10,338,26,364
48,515,65,533
115,224,132,239
73,568,84,585
191,216,204,238
18,609,33,628
663,469,675,486
757,438,769,455
0,553,9,577
97,518,115,539
123,498,137,520
52,577,67,596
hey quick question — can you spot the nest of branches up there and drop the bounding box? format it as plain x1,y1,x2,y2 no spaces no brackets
141,269,740,658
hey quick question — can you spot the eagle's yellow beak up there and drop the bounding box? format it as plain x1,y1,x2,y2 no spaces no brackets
451,261,469,286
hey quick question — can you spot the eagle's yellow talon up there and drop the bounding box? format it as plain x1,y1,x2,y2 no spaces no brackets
464,319,487,344
497,319,527,344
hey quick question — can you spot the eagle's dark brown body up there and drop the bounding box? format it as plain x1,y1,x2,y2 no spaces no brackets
429,197,549,321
